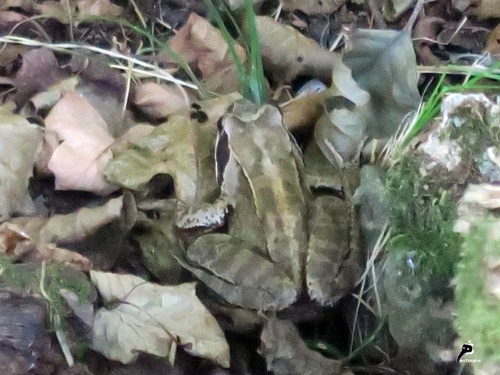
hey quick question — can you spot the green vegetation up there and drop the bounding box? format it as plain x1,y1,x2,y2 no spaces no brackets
385,154,461,277
205,0,267,104
0,257,92,328
400,62,500,152
455,219,500,365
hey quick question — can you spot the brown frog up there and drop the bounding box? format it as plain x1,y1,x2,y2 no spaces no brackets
175,100,363,311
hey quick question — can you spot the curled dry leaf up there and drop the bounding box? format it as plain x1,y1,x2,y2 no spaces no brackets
0,194,136,271
133,82,193,119
316,29,420,165
255,16,341,84
0,103,43,220
169,12,245,95
281,92,327,133
45,91,117,195
282,0,347,15
90,271,230,367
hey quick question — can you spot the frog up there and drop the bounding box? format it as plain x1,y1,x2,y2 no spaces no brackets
173,100,363,311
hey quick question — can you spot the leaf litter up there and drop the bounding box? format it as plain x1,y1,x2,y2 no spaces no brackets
0,0,498,374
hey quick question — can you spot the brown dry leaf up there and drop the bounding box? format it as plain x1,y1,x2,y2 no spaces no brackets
0,0,33,12
90,271,230,367
14,47,67,106
259,318,348,375
452,0,500,19
383,0,416,21
485,23,500,58
255,16,340,83
45,91,117,195
105,93,241,204
413,16,447,65
76,0,123,18
169,12,245,95
34,1,74,23
0,224,91,271
0,194,136,270
282,0,346,14
133,82,194,119
0,103,43,220
466,0,500,19
281,92,327,133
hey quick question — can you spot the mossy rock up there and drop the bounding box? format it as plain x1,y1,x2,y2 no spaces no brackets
455,218,500,369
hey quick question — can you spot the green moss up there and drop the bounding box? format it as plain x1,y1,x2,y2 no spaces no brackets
455,219,500,365
386,154,461,277
0,257,92,328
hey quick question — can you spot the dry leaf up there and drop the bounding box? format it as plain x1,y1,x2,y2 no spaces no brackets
76,0,123,18
14,47,67,106
485,23,500,58
34,1,74,24
454,0,500,19
281,92,327,133
169,12,245,95
133,82,193,119
0,0,33,12
315,29,420,165
0,194,136,270
105,94,240,204
282,0,347,15
0,103,43,220
90,271,230,367
45,91,117,195
383,0,416,21
256,16,341,83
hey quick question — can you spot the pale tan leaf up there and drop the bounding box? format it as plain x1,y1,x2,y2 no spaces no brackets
169,12,245,94
45,91,116,195
453,0,500,19
0,0,33,12
34,1,74,24
90,271,230,367
133,82,193,119
485,23,500,57
76,0,123,18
